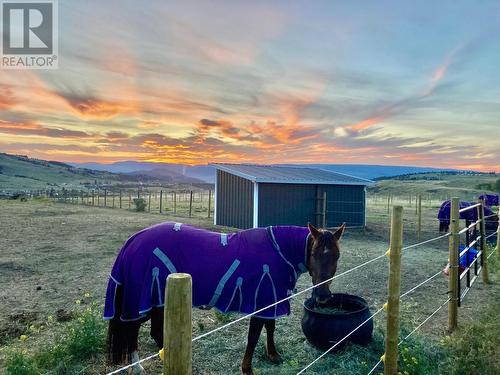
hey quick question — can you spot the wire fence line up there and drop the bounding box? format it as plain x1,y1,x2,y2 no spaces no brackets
487,248,498,260
458,221,479,234
106,352,159,375
366,297,450,375
402,232,450,251
458,203,482,213
400,270,443,300
297,266,445,374
483,213,499,220
106,233,458,375
485,231,497,240
296,306,385,375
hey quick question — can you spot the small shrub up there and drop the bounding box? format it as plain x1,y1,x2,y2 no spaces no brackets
5,352,38,375
67,306,106,360
5,301,106,375
133,198,147,212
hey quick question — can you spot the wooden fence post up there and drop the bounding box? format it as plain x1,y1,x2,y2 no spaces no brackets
478,199,489,284
174,192,177,214
163,273,192,375
159,190,163,214
92,190,95,206
417,194,422,241
384,205,403,375
129,193,131,209
322,191,327,228
119,190,122,209
448,197,460,332
97,191,100,206
496,208,500,254
207,190,212,218
104,189,107,207
112,193,115,208
387,195,390,214
148,192,151,213
189,191,193,217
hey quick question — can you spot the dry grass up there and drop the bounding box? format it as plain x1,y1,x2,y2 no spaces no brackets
0,197,497,374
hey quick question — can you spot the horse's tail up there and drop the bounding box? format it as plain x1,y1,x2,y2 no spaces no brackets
106,284,132,364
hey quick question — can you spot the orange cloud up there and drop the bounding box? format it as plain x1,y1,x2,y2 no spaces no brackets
0,120,94,138
0,85,16,110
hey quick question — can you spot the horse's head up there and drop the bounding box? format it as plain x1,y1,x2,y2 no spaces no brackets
306,222,345,305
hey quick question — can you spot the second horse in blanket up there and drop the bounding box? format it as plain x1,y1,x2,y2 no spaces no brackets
105,221,345,375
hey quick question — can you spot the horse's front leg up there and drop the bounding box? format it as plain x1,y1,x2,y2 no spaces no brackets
264,319,282,364
241,317,265,375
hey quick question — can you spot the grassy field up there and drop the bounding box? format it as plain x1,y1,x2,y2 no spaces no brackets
0,153,121,191
0,192,498,374
370,173,499,201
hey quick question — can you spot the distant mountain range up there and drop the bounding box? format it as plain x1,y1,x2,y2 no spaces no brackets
71,161,455,183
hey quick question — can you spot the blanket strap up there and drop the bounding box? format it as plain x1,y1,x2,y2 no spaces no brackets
153,248,177,274
208,259,241,307
254,264,278,317
224,277,243,312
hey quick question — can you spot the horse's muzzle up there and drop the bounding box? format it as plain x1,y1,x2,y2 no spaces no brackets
312,288,332,305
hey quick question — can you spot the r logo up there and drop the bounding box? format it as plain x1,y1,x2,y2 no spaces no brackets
2,1,53,54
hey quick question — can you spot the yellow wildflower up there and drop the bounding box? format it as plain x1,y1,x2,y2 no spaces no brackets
47,315,53,322
84,292,91,298
75,299,81,304
19,334,28,341
412,357,418,364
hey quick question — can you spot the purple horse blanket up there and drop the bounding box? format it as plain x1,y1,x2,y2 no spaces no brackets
104,222,310,321
438,200,497,231
438,201,478,226
479,194,499,207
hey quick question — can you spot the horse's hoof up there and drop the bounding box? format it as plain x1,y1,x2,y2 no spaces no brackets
241,363,254,375
266,352,283,364
265,344,283,364
127,364,144,375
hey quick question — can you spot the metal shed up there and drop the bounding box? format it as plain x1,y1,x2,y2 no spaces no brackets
212,164,373,229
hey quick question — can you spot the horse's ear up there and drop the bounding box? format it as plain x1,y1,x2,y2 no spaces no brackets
307,223,321,240
334,223,346,241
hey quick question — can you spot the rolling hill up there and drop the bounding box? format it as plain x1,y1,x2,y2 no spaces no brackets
0,153,204,191
0,153,120,191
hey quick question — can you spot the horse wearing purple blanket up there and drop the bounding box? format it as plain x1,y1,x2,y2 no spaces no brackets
104,221,345,374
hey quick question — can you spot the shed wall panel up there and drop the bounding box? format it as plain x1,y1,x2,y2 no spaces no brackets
257,183,317,227
215,170,254,229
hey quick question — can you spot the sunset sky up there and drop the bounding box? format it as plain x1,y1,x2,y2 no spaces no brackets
1,0,499,171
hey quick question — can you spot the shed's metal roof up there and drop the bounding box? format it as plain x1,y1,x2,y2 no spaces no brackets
212,164,373,185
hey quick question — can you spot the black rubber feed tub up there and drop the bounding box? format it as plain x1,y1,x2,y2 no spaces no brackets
302,293,373,352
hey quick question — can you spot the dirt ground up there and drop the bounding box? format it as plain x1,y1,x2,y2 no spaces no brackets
0,198,497,374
